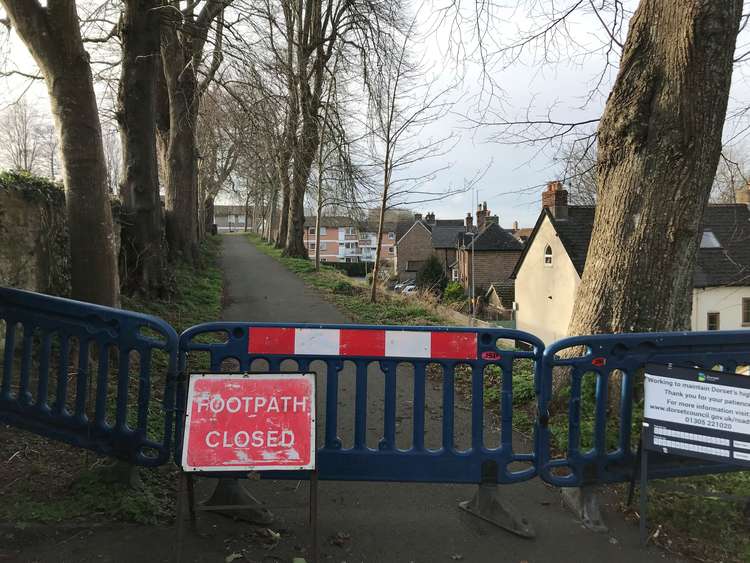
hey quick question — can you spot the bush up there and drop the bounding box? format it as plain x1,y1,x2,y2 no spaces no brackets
443,281,465,302
332,280,356,295
328,261,369,277
416,254,447,293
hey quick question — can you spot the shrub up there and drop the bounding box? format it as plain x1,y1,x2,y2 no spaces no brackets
332,280,356,295
416,254,447,293
443,281,465,302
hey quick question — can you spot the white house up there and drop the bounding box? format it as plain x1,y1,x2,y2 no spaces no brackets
512,181,750,344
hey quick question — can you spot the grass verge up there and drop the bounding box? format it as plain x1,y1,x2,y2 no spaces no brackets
246,233,448,325
0,236,223,527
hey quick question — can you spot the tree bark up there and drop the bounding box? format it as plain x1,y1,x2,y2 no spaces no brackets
117,0,166,297
567,1,741,341
160,24,200,262
2,0,119,306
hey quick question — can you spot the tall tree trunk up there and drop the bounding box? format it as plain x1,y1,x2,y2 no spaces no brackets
567,1,742,341
117,0,166,297
369,199,389,303
204,195,215,235
160,26,200,262
2,0,119,306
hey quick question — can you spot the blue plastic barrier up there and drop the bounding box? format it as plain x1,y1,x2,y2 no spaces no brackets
175,322,545,484
0,287,178,466
538,330,750,487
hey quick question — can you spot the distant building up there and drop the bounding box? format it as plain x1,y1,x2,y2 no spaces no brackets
213,205,249,232
513,181,750,344
302,210,413,263
455,204,523,294
394,212,470,282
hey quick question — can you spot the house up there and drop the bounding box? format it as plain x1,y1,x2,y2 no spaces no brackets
455,203,523,294
303,210,413,264
213,205,249,231
509,221,533,243
513,180,750,344
484,280,516,321
303,216,361,263
394,212,469,281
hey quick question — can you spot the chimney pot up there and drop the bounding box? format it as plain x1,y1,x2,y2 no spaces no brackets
476,203,491,230
465,213,473,228
414,213,423,221
512,220,519,230
542,180,569,219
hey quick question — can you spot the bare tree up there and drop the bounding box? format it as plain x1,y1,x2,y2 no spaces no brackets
157,0,228,262
0,98,41,173
117,0,167,296
365,17,463,303
1,0,119,306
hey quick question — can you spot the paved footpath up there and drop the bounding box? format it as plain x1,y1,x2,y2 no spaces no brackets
14,235,681,562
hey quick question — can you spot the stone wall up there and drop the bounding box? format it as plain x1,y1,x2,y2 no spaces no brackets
0,173,70,295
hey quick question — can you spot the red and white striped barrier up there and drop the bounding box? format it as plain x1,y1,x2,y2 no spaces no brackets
247,327,478,360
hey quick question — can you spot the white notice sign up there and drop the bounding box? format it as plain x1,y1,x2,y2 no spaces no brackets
644,373,750,435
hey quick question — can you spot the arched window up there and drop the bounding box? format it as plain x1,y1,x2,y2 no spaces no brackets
544,244,553,267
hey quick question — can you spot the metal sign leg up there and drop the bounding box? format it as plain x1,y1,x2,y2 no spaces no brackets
639,441,649,546
310,471,319,563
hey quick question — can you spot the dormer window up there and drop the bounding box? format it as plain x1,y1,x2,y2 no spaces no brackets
700,230,721,249
544,245,553,267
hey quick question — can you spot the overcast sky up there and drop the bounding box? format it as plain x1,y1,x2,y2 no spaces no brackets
2,1,749,228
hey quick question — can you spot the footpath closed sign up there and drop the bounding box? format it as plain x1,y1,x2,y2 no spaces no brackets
181,373,316,472
643,363,750,466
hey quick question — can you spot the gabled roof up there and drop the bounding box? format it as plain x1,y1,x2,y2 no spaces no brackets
459,222,524,251
431,224,467,248
304,215,358,228
395,219,432,245
511,204,750,288
486,279,515,306
694,204,750,287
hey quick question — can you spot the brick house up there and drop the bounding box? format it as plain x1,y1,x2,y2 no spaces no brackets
303,216,361,263
303,210,412,264
455,204,523,294
394,212,471,281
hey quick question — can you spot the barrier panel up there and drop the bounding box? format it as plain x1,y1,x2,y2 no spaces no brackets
0,287,178,466
538,330,750,487
176,322,545,484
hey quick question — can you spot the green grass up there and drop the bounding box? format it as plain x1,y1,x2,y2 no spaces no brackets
0,236,224,527
246,233,447,325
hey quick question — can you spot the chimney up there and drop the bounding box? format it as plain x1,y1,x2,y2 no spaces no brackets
486,215,499,226
414,213,423,221
542,180,568,220
736,181,750,205
512,220,519,230
476,201,490,230
465,213,473,229
425,212,436,224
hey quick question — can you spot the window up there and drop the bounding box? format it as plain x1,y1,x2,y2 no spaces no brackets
320,242,327,251
388,247,394,253
743,298,750,326
544,245,553,267
700,230,721,249
320,227,327,235
308,227,315,235
388,232,395,240
346,226,356,235
707,312,720,331
452,269,459,281
309,243,316,250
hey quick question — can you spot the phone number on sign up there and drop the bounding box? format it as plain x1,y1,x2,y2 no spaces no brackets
684,416,732,430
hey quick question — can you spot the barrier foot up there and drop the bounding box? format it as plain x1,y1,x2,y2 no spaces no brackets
200,478,274,525
458,483,535,538
561,486,608,532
